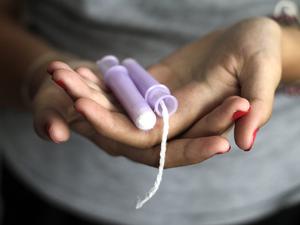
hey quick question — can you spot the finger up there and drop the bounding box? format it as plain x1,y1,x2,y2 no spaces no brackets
75,67,102,85
48,61,102,89
184,96,250,138
48,61,115,109
74,68,102,91
235,54,281,150
163,136,230,168
75,67,107,92
47,61,74,74
91,134,231,168
33,107,70,143
51,68,116,111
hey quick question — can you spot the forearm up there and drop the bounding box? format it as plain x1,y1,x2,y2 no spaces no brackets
0,14,63,108
281,25,300,83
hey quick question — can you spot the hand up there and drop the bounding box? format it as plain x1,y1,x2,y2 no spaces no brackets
157,17,282,150
31,60,249,168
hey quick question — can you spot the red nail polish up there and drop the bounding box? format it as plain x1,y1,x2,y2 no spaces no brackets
245,128,259,151
232,106,251,121
54,80,67,91
232,110,247,121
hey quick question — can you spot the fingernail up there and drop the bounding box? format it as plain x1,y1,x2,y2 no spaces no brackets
232,106,251,121
245,128,259,151
53,79,67,91
216,145,231,154
232,110,248,121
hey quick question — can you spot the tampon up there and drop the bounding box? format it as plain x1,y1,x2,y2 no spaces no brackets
122,58,178,116
97,56,157,130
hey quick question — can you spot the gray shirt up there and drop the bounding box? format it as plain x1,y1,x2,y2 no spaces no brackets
1,0,300,225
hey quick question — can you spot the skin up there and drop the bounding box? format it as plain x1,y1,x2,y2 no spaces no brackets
1,0,300,168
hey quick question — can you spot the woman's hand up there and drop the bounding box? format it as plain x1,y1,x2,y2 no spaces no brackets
158,17,282,150
33,61,246,168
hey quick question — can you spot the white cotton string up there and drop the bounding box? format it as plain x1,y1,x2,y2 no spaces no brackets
136,101,169,209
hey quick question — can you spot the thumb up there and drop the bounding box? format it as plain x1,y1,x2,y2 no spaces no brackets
234,55,281,150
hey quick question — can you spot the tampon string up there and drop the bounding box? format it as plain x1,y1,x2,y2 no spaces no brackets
97,55,177,209
136,101,169,209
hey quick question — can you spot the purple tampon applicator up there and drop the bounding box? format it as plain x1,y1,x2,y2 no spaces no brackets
122,58,178,116
98,56,178,209
97,55,157,130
